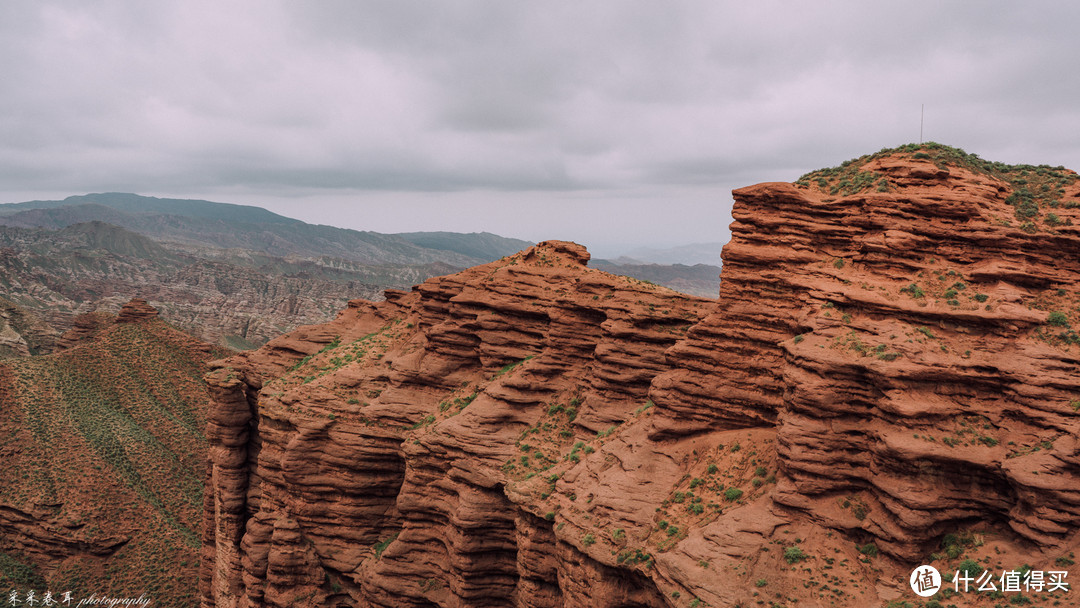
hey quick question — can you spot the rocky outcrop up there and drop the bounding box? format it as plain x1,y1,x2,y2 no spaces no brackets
54,311,112,350
202,145,1080,607
0,296,58,356
115,297,160,323
201,240,712,608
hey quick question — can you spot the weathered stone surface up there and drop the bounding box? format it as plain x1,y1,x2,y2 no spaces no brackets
114,297,160,324
202,148,1080,607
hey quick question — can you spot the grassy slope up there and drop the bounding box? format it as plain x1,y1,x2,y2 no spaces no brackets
0,319,228,607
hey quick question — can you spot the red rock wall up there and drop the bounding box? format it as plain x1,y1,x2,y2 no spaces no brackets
201,242,711,608
202,152,1080,607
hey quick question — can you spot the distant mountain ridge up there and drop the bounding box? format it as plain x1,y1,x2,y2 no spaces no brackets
0,221,442,350
0,192,297,224
589,259,720,298
616,241,726,266
0,193,532,266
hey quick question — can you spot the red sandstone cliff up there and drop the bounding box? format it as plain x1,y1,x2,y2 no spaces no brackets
201,145,1080,607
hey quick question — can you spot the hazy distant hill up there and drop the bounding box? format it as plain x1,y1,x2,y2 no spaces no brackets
395,231,533,262
0,221,450,350
0,193,531,266
590,259,720,298
618,241,726,266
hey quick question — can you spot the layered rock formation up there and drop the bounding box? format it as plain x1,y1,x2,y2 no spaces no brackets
114,297,160,323
202,145,1080,607
0,296,58,356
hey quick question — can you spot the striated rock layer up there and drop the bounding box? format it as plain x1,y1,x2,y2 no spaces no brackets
202,145,1080,607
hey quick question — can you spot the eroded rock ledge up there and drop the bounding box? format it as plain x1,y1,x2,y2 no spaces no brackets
202,146,1080,608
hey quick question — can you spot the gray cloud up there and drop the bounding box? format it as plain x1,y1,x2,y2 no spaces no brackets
1,1,1079,255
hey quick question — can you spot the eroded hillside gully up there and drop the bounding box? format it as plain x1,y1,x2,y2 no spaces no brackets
201,145,1080,607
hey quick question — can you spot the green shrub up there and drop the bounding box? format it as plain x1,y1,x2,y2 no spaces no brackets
783,546,808,564
956,558,983,577
373,532,399,559
974,293,989,302
1048,311,1069,327
900,284,925,298
724,487,743,501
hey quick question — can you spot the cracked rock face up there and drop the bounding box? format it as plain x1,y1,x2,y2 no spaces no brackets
202,148,1080,607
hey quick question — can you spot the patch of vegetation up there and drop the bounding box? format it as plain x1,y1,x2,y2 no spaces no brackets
783,546,808,564
616,548,652,567
0,551,48,589
597,424,619,438
1048,311,1070,327
956,558,983,577
494,355,534,378
900,283,925,299
373,532,399,559
409,414,436,430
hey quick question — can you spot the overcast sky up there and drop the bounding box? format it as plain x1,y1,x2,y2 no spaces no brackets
2,1,1079,259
